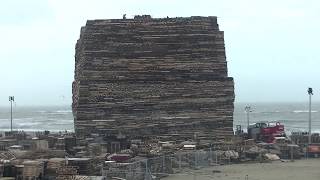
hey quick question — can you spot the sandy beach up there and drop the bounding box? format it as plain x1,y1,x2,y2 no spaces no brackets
163,159,320,180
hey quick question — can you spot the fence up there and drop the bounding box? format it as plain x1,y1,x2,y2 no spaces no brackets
103,145,239,180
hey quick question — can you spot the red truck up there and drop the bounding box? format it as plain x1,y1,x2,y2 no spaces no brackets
247,122,286,143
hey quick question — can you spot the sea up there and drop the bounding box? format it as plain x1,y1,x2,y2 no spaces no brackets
0,102,319,134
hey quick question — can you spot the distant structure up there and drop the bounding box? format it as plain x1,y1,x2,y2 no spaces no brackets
72,15,235,141
9,96,15,132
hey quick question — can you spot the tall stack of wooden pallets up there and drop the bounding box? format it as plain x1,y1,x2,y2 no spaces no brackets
73,15,235,141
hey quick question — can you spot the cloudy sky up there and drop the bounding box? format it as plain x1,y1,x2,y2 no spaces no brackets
0,0,319,106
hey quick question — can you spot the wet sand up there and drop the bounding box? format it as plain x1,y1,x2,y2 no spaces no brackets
163,159,320,180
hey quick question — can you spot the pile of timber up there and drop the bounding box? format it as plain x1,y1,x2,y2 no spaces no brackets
22,160,44,179
46,158,65,175
72,15,235,140
56,165,78,180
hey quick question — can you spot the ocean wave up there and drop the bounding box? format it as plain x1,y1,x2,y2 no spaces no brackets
16,122,41,126
11,118,34,121
293,110,318,113
0,128,74,132
48,122,74,126
260,110,281,113
36,110,72,114
47,110,72,115
56,110,72,113
41,118,73,121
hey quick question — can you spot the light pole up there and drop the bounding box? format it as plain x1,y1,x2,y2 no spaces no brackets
245,106,251,131
9,96,14,132
308,88,313,145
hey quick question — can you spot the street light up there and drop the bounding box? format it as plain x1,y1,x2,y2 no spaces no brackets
308,88,313,145
9,96,14,132
245,106,252,130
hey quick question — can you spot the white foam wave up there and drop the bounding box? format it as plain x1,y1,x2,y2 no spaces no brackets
17,122,41,126
260,110,281,113
13,118,34,121
47,110,72,115
293,110,318,113
56,110,72,113
36,110,72,114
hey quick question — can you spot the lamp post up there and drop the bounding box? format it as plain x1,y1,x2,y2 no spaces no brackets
308,88,313,145
245,106,251,131
9,96,15,132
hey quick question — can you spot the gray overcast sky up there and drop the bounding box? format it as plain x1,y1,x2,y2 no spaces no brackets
0,0,319,106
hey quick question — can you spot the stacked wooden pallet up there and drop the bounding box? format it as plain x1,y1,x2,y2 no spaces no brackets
46,158,65,176
56,165,78,180
22,160,44,179
72,15,235,140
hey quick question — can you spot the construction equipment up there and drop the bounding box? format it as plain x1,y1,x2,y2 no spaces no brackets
247,122,285,143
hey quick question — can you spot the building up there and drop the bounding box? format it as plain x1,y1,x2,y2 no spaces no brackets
73,15,235,141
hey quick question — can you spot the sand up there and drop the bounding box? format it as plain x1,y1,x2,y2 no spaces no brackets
163,159,320,180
